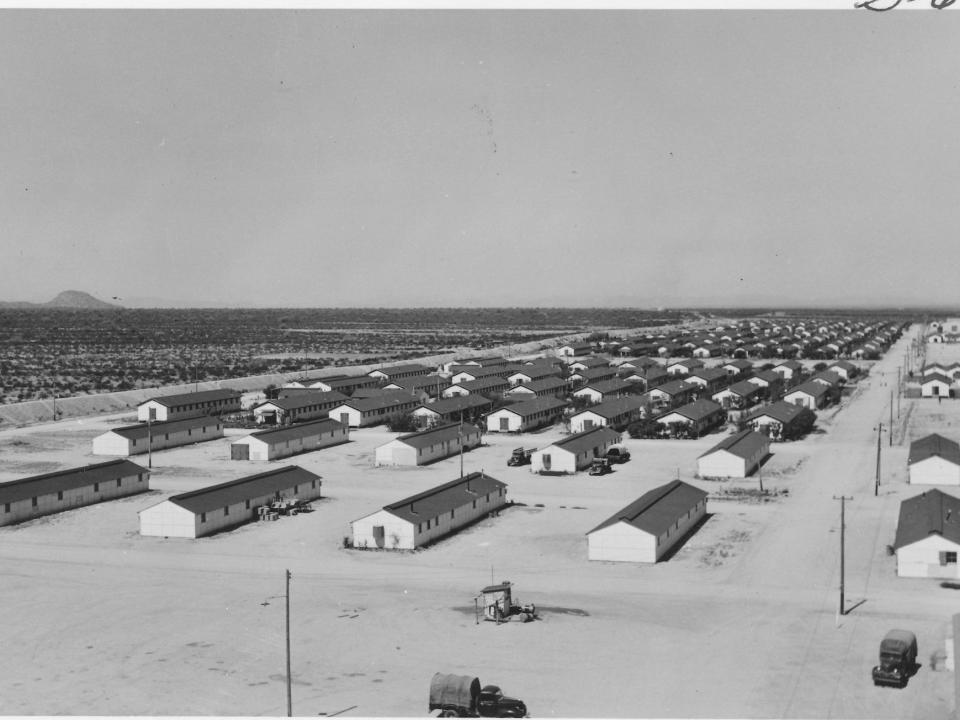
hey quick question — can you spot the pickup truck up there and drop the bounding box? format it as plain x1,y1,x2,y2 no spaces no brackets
429,673,527,718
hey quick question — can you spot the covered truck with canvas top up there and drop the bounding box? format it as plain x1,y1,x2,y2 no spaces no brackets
429,673,527,717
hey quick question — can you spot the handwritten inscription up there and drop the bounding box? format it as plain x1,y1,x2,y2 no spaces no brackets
855,0,956,9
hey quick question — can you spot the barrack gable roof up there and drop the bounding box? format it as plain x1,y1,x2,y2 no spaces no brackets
0,459,148,505
393,422,481,449
721,380,761,398
108,415,222,441
587,480,707,536
336,395,421,413
746,400,815,425
830,361,857,373
510,367,561,381
699,429,768,460
750,370,782,384
368,363,433,378
415,396,491,415
908,434,960,466
509,377,567,393
662,399,723,423
922,373,953,386
786,381,830,399
775,360,803,372
498,397,568,418
386,375,451,391
571,396,645,421
573,367,618,381
569,356,609,369
382,472,507,524
243,418,346,444
449,365,509,380
551,426,621,454
257,392,348,411
653,380,696,396
161,466,321,515
450,376,510,393
688,368,728,383
893,489,960,549
579,379,633,395
139,388,241,409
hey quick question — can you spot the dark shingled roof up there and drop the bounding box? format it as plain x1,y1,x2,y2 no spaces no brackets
717,380,761,398
241,418,346,444
507,377,567,393
652,379,696,396
551,426,621,453
382,472,507,523
333,395,421,412
587,480,707,535
698,429,769,460
922,373,953,385
785,381,830,400
893,489,960,549
449,376,510,393
571,396,645,420
163,466,321,514
139,388,241,408
257,391,348,411
659,399,723,423
368,363,434,377
495,397,567,418
746,400,816,425
0,459,148,504
908,434,960,466
391,422,481,449
108,415,222,441
414,395,492,415
578,379,634,395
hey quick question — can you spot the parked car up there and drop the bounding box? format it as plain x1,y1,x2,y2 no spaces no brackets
605,445,631,463
507,447,534,466
588,457,612,476
872,629,917,688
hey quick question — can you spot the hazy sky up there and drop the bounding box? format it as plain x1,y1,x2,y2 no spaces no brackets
2,8,959,308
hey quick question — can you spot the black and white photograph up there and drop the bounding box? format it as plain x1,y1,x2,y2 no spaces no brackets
1,2,960,718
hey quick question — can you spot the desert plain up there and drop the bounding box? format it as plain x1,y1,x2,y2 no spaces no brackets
0,324,958,718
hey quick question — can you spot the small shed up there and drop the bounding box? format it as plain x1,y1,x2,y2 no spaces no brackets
479,581,513,621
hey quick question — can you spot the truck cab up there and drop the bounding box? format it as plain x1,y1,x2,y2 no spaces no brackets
478,685,527,718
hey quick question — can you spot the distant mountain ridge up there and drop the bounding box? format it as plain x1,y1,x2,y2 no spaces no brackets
0,290,121,309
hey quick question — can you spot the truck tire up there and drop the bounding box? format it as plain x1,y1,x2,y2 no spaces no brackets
440,709,460,717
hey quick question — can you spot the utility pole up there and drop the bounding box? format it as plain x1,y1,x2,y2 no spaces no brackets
459,411,464,479
889,391,894,447
285,569,292,718
833,495,853,616
147,416,153,469
897,366,901,418
873,423,886,496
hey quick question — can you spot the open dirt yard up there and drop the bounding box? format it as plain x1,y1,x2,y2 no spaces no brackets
0,325,956,718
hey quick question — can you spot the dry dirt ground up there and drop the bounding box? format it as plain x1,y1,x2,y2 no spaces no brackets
1,326,957,718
